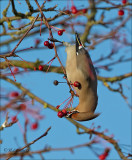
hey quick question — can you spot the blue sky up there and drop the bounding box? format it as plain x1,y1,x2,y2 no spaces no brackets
0,0,131,159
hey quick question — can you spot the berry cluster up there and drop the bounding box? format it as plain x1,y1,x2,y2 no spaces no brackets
54,80,80,119
70,6,88,14
57,109,68,118
118,0,127,16
56,96,73,119
44,41,54,49
70,4,126,17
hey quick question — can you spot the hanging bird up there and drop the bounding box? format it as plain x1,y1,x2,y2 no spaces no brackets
64,33,100,121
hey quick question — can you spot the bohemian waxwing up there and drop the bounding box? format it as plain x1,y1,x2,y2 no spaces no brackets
64,33,100,121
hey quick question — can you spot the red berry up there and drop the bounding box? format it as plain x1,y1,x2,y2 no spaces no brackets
20,104,26,110
73,81,81,87
13,67,19,73
118,9,124,16
82,8,87,13
31,122,38,130
39,65,43,71
62,109,67,116
58,30,63,36
71,6,78,14
44,41,49,46
11,116,17,122
35,39,40,45
98,148,110,160
122,0,127,4
72,8,78,14
10,91,19,98
48,43,54,49
71,6,76,10
98,154,106,160
57,111,64,118
56,105,60,109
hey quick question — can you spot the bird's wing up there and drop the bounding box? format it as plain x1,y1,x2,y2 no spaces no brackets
76,48,97,82
75,32,97,81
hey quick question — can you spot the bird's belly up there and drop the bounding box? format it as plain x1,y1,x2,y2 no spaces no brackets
66,67,98,112
66,68,89,95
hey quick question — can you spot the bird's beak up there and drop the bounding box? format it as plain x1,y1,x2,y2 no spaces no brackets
75,32,83,53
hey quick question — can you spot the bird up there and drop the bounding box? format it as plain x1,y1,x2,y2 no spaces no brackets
64,32,100,121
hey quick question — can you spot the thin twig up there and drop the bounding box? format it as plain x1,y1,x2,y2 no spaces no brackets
6,127,51,159
0,14,39,59
34,0,73,93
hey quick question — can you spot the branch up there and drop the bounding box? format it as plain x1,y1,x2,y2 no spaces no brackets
98,72,132,83
0,112,18,131
1,140,96,159
0,14,39,58
103,82,132,110
34,0,73,95
0,60,131,83
81,0,97,43
6,127,51,159
87,13,132,50
0,75,129,160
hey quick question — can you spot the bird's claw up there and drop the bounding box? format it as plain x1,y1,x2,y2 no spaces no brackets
66,110,79,118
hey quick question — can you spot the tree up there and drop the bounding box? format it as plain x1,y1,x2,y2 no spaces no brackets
0,0,132,159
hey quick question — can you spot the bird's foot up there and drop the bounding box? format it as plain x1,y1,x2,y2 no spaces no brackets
66,110,79,118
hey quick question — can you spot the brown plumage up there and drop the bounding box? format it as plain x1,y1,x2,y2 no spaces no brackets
65,33,99,121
